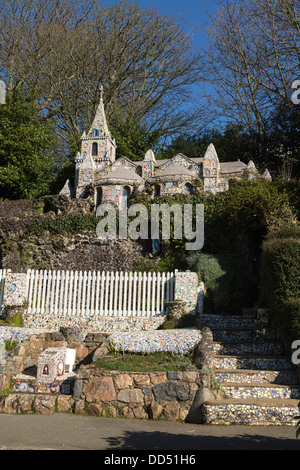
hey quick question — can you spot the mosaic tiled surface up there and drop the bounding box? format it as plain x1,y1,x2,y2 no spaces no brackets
213,341,284,356
2,273,27,306
214,355,294,371
12,375,75,395
201,313,300,425
222,384,300,400
214,370,299,385
174,271,198,314
202,402,299,425
37,348,67,383
23,314,167,332
213,328,277,342
198,314,266,329
0,326,52,343
109,328,202,354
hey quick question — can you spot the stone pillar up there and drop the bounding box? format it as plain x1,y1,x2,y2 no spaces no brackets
196,282,205,315
174,271,198,315
2,272,28,317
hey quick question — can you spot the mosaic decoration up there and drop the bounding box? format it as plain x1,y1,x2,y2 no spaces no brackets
109,328,202,354
174,271,199,314
23,313,167,332
202,402,298,425
12,377,74,395
158,154,199,172
160,180,186,196
73,89,269,201
37,348,67,384
142,160,154,178
196,282,204,314
0,327,51,344
3,273,27,307
199,311,299,426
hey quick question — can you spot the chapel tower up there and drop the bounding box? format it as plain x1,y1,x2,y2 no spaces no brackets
75,86,117,197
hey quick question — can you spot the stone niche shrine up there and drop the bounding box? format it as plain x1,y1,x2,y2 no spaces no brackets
37,347,75,383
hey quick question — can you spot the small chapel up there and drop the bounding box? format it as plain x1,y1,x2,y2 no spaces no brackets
60,87,272,208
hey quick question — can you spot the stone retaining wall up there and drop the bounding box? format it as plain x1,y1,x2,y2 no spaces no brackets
72,365,211,421
0,365,214,420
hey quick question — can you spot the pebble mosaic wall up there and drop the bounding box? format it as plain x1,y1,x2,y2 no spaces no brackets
2,272,27,307
221,384,300,400
214,370,299,385
0,327,52,344
202,402,299,425
174,271,199,314
2,270,200,334
23,314,168,333
214,355,294,371
156,155,199,173
109,328,202,354
213,341,284,356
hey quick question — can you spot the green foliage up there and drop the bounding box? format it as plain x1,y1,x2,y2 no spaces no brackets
4,339,18,351
160,123,253,163
26,213,99,236
260,227,300,341
186,252,235,314
95,351,197,372
110,109,162,161
0,89,55,199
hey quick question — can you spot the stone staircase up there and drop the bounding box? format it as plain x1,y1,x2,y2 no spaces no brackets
199,312,300,425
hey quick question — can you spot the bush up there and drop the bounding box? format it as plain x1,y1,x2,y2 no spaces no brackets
26,213,99,236
260,226,300,341
186,252,235,314
271,298,300,341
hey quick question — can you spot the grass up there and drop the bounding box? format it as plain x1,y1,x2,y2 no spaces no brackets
94,351,198,372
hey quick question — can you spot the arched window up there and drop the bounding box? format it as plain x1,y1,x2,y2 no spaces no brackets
96,187,102,207
92,129,100,137
185,183,193,195
154,184,160,197
92,142,98,156
120,186,131,209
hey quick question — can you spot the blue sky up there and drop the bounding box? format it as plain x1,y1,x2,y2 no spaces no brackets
102,1,224,131
103,0,220,49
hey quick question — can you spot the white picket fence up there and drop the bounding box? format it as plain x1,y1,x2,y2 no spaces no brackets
26,269,175,317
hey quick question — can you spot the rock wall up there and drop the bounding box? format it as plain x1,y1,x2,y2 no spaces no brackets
0,325,217,422
0,196,148,273
72,365,207,421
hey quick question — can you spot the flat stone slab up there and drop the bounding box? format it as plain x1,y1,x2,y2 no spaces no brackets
109,328,201,354
0,327,55,343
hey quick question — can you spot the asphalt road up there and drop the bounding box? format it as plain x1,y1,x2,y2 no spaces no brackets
0,414,299,451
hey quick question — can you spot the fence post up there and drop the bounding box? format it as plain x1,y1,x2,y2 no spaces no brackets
174,271,199,315
2,270,27,318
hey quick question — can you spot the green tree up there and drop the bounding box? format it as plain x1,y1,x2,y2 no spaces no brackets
110,110,162,161
160,123,256,164
0,90,55,199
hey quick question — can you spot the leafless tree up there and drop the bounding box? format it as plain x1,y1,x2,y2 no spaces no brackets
200,0,300,136
0,0,205,154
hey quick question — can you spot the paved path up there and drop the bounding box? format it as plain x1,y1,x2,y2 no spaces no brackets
0,414,299,450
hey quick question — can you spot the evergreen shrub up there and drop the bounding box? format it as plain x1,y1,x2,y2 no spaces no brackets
260,227,300,341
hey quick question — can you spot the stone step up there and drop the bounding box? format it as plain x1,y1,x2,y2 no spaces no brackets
212,328,277,342
198,314,266,329
214,369,299,385
213,341,284,356
214,354,294,371
200,398,299,425
220,383,300,400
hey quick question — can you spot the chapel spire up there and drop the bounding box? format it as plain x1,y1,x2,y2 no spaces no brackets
88,85,110,137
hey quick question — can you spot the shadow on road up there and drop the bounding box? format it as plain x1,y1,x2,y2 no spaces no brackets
106,429,300,450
